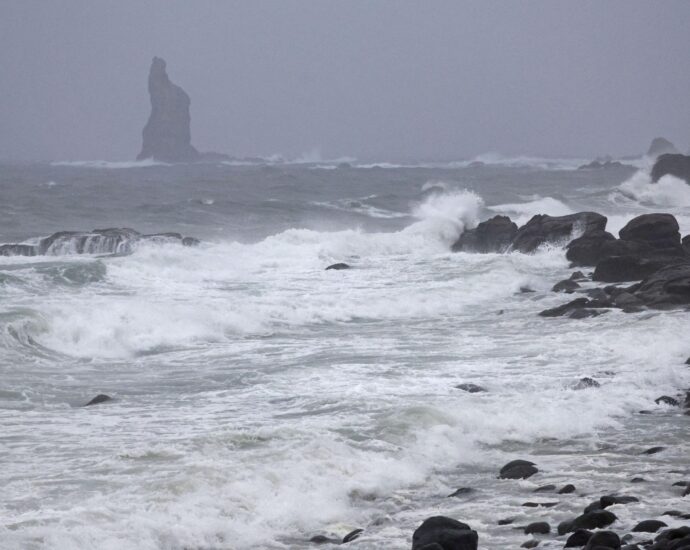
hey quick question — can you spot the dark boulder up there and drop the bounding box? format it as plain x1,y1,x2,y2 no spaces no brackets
641,446,665,455
524,522,550,535
533,484,556,493
567,230,617,266
447,487,474,498
137,57,200,162
651,153,690,184
552,279,580,293
451,215,518,253
512,212,608,253
498,459,538,479
539,297,590,317
521,540,539,548
619,214,682,250
593,255,671,283
559,484,576,494
566,510,617,532
83,394,112,406
497,518,515,525
309,534,341,544
584,531,621,550
565,529,593,547
632,520,667,533
411,516,478,550
326,263,351,271
683,235,690,255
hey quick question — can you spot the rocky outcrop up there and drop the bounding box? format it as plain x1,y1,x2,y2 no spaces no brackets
137,57,200,162
0,228,199,257
577,158,626,170
647,137,679,158
511,212,607,253
651,154,690,184
451,216,517,253
619,213,681,249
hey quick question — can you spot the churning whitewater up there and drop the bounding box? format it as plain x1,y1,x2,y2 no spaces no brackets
1,160,689,549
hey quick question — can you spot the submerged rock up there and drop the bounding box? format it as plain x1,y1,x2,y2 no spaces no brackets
574,377,600,390
552,279,580,293
137,57,200,162
342,529,363,543
655,396,680,406
499,459,538,480
325,263,351,271
451,215,518,253
83,394,112,406
455,383,487,393
559,484,577,494
411,516,478,550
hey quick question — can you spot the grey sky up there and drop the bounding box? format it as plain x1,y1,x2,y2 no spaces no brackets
1,0,689,161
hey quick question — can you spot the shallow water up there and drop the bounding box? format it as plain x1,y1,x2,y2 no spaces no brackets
1,159,689,549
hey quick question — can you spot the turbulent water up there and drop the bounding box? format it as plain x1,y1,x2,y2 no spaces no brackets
1,157,689,549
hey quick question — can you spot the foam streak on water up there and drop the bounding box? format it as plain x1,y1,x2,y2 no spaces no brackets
0,161,689,549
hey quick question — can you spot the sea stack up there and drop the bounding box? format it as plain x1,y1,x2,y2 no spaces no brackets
646,137,678,158
137,57,200,162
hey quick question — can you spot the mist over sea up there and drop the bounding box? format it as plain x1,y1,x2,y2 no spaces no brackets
1,158,689,549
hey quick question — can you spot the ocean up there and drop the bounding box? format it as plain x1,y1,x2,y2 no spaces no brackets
1,157,689,549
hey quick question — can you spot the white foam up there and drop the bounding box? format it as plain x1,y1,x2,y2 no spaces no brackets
51,159,169,169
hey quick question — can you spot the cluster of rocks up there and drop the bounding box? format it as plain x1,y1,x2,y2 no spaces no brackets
0,228,200,257
452,211,690,315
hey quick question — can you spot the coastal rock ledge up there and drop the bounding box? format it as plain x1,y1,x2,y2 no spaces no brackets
137,57,200,162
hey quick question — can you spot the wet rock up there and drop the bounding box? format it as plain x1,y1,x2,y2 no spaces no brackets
451,215,518,253
684,485,690,497
642,446,665,455
593,255,670,283
571,271,587,280
137,57,200,162
448,487,474,498
578,159,626,170
411,516,478,550
499,460,538,480
455,383,487,393
655,396,680,406
533,484,557,493
553,279,581,293
521,540,539,548
559,484,576,494
574,377,600,390
512,212,608,253
613,291,644,308
83,394,112,406
326,263,351,271
497,518,515,525
584,531,621,550
651,153,690,184
632,520,667,533
662,511,683,517
619,214,682,250
416,544,445,550
672,481,689,487
567,230,617,266
630,477,645,483
524,522,550,535
342,529,363,543
565,510,617,533
522,502,558,508
569,308,603,319
564,529,593,546
539,297,590,317
520,286,536,293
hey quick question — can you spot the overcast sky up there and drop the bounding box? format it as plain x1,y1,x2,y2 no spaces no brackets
1,0,689,161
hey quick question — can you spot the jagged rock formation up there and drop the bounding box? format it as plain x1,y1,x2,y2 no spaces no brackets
0,228,199,257
647,137,678,158
651,153,690,184
137,57,200,162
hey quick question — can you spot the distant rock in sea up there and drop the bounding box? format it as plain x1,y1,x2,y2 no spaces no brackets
137,57,200,162
651,153,690,184
647,137,679,158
